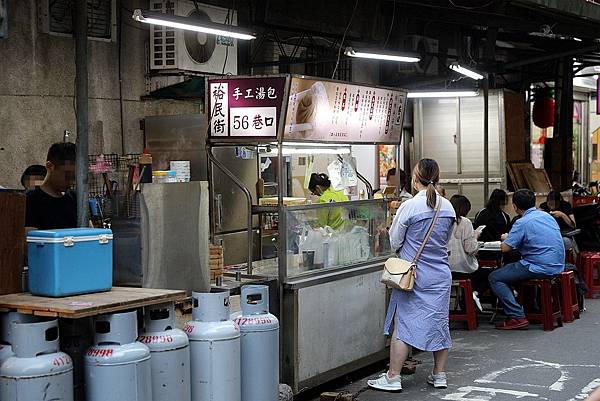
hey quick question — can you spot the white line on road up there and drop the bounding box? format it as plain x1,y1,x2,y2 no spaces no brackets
440,386,546,401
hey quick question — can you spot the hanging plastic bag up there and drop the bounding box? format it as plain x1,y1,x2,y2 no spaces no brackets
327,159,344,191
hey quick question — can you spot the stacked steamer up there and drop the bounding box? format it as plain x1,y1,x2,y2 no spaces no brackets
209,245,224,282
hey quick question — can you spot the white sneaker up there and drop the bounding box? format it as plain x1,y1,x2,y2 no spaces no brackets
367,372,402,392
427,371,448,389
473,291,483,312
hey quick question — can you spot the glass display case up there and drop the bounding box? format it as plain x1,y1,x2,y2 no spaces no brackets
281,199,392,280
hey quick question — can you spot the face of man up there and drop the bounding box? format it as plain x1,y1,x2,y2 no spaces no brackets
23,175,45,190
387,173,399,187
46,160,76,193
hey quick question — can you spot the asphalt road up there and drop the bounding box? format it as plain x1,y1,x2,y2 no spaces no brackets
303,299,600,401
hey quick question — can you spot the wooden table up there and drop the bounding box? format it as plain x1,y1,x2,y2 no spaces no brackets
0,287,187,319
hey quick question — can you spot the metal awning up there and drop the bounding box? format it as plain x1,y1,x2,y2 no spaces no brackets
146,77,205,101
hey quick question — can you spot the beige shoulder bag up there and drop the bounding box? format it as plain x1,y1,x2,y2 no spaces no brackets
381,201,442,291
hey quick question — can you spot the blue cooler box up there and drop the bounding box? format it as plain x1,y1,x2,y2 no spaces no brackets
27,228,113,297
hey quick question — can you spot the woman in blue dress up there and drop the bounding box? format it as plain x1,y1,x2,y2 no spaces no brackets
368,158,456,392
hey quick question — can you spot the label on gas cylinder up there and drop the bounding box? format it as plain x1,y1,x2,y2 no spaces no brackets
234,316,274,326
52,355,72,367
138,335,174,344
86,347,114,357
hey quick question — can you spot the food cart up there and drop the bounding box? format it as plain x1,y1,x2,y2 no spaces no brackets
206,74,407,393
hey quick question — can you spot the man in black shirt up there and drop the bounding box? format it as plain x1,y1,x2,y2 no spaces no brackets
25,142,77,230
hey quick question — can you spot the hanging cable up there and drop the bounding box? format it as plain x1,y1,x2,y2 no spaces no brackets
383,0,396,49
331,0,360,79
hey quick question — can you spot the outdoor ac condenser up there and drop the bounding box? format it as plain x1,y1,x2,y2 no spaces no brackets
149,0,238,74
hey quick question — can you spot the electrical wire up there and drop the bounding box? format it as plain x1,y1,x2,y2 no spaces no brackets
331,0,360,79
383,0,396,49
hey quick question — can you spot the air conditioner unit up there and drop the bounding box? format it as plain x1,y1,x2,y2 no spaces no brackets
37,0,116,41
397,35,439,76
149,0,238,74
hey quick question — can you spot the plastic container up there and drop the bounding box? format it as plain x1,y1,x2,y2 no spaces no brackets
152,171,168,184
170,161,190,182
166,170,177,183
26,228,113,297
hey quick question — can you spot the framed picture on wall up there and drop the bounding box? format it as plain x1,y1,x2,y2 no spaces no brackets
377,145,397,188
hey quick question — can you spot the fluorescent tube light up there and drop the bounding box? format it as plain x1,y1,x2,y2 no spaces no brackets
407,91,479,98
449,62,484,80
344,47,420,63
261,146,351,156
132,9,256,40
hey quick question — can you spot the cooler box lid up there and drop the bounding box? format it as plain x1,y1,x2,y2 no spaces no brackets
27,228,113,244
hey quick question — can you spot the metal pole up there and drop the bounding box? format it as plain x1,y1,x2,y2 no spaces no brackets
483,76,490,202
207,148,253,275
75,1,89,228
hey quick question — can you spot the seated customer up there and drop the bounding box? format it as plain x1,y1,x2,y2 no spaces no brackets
448,195,485,311
473,189,511,242
540,190,576,250
489,189,565,330
26,142,77,230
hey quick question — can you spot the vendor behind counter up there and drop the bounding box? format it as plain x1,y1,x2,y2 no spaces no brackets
308,173,348,230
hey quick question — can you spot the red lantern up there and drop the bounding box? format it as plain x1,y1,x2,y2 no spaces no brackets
532,88,555,129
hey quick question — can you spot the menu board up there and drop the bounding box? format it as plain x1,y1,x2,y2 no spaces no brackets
208,77,287,138
283,77,407,144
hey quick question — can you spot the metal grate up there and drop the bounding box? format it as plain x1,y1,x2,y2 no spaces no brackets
150,0,177,68
88,154,141,221
47,0,113,39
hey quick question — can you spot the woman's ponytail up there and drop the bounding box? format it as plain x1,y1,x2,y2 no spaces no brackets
426,182,437,209
414,158,440,209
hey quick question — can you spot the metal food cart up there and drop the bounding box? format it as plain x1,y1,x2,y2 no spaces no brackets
206,74,408,393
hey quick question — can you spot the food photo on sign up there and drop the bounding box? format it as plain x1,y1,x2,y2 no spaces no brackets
284,77,406,143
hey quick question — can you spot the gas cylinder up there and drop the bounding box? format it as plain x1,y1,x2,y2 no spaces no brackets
0,312,38,365
185,290,241,401
0,318,74,401
84,310,152,401
234,285,280,401
139,302,191,401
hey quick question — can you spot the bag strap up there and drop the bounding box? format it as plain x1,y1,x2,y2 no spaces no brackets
412,199,442,264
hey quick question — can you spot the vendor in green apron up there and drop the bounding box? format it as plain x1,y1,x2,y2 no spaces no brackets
308,173,349,230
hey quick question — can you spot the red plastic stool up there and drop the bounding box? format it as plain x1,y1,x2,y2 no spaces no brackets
558,270,580,323
450,279,477,330
518,278,563,331
577,251,600,299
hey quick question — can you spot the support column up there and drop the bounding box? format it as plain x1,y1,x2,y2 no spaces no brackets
546,57,574,190
75,1,89,227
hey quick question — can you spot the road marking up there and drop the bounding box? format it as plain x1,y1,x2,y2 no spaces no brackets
474,357,600,393
566,378,600,401
440,386,546,401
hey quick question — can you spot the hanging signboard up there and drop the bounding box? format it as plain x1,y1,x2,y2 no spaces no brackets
208,77,287,138
283,77,407,144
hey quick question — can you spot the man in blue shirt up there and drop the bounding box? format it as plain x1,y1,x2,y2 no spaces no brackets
489,189,565,330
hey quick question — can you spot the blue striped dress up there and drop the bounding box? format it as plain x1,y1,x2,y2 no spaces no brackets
386,190,456,351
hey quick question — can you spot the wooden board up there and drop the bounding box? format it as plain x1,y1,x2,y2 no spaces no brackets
524,168,552,193
0,287,186,319
0,191,26,295
507,161,532,190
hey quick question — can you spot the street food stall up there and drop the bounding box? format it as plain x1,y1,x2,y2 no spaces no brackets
206,74,408,393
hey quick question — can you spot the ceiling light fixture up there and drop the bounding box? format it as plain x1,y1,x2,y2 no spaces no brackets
449,62,485,80
132,9,256,40
407,91,479,98
344,47,420,63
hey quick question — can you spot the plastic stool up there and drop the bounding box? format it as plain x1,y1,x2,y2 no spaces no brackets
518,278,563,331
450,279,477,330
558,270,580,323
577,251,600,299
